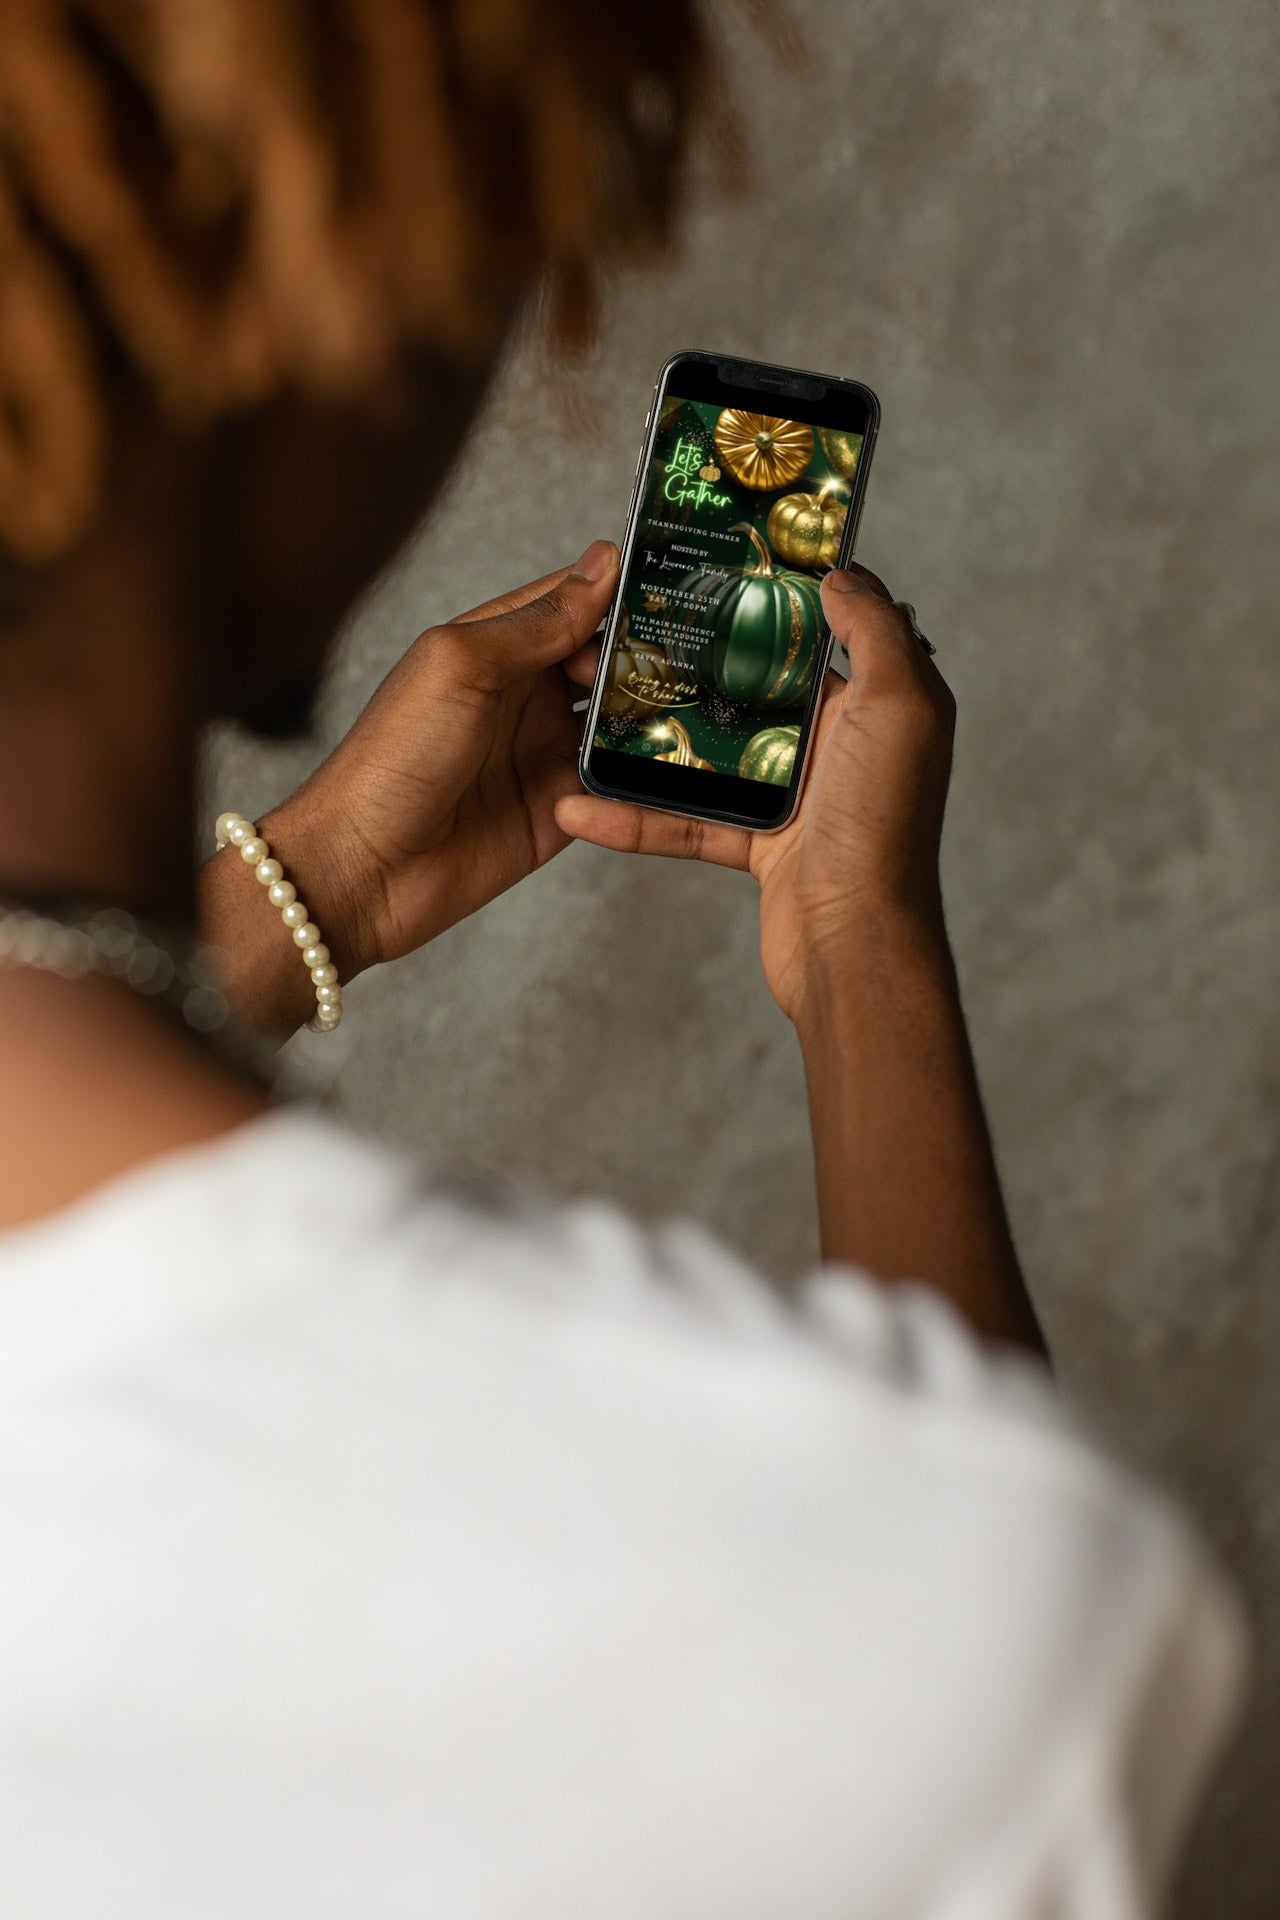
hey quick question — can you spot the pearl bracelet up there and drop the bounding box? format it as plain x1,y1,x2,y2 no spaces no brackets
214,813,343,1032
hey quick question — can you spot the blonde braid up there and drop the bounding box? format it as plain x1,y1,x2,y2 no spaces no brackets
0,166,100,560
0,0,719,565
0,0,218,409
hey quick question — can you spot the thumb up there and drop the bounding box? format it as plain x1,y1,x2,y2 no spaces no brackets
820,566,923,699
458,540,619,689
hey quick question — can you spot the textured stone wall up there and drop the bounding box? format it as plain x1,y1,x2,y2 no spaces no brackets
206,2,1280,1908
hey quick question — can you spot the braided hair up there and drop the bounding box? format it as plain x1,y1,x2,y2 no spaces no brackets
0,0,715,563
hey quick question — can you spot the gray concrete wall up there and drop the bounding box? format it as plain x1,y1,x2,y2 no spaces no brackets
206,2,1280,1910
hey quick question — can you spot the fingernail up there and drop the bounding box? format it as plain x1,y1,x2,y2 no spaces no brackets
572,539,618,582
823,569,861,594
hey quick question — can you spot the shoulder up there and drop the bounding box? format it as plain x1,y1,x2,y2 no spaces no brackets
16,1101,1204,1506
144,1109,1232,1608
0,1103,1219,1540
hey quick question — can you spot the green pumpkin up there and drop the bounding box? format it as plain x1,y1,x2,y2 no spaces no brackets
676,524,825,711
739,724,801,786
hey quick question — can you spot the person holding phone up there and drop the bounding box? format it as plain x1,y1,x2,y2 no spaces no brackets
0,4,1243,1917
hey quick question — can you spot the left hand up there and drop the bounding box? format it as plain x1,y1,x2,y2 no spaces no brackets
209,541,617,1024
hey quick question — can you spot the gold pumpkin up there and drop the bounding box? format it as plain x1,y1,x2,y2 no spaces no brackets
817,427,864,481
766,484,849,570
647,717,714,770
602,620,689,718
713,410,814,491
739,725,802,786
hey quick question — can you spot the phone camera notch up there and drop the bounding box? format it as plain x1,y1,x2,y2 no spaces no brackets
717,359,826,402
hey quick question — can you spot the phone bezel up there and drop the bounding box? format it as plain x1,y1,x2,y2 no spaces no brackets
579,349,880,832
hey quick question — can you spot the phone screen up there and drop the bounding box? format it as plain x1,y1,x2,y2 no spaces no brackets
582,353,877,828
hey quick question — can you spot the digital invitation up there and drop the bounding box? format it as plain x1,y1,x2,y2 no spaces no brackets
594,396,862,786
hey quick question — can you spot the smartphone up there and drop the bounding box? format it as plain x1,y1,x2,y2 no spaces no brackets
579,350,879,830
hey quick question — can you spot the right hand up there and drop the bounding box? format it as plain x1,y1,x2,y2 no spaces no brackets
555,567,956,1027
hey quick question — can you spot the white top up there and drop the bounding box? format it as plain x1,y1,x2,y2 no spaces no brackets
0,1108,1244,1920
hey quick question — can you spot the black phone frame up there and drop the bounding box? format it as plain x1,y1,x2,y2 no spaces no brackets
579,349,880,831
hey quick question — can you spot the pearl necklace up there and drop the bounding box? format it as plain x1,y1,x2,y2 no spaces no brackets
0,900,231,1037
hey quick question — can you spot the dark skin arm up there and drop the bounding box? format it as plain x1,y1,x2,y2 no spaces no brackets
556,567,1044,1354
201,552,1043,1355
795,919,1038,1348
